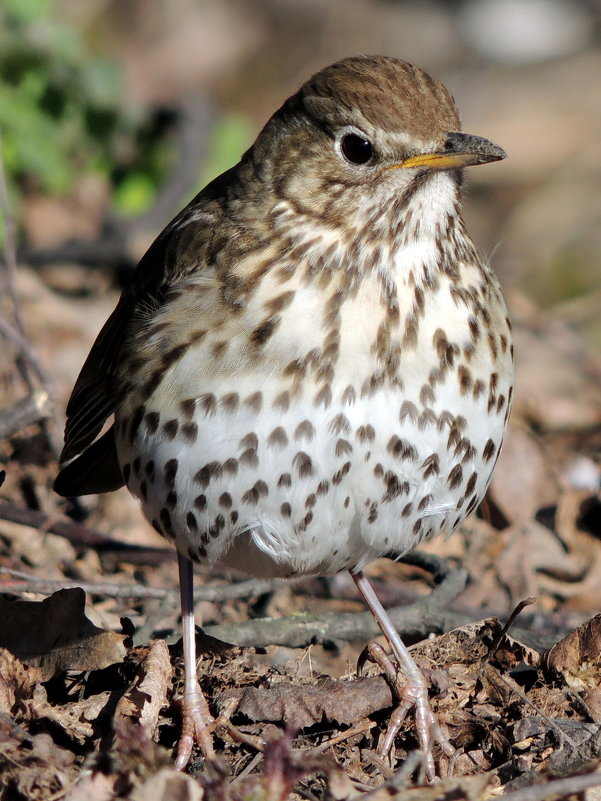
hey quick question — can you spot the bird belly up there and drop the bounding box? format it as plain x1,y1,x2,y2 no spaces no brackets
115,359,511,579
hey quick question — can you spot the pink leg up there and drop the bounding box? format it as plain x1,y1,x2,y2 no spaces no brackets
174,553,215,770
352,570,453,781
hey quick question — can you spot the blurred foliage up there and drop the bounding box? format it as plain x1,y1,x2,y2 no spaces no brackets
198,112,255,190
0,0,173,219
0,0,256,228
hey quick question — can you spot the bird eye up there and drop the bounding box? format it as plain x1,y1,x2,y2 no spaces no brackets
340,133,373,165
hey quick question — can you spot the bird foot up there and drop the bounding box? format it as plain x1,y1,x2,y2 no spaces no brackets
174,684,216,770
365,641,454,782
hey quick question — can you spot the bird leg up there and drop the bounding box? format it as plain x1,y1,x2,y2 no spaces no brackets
174,553,216,770
351,569,454,781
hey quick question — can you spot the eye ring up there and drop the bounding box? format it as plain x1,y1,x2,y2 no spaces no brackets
340,133,374,165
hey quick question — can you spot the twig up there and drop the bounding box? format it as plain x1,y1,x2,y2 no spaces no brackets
0,500,174,561
485,665,578,749
487,596,536,658
502,771,601,801
0,564,287,604
0,391,52,438
204,564,470,647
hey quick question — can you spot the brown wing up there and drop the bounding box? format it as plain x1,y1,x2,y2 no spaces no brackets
54,202,201,496
54,165,252,497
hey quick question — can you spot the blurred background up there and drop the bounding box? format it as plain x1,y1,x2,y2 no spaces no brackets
2,0,600,326
0,0,600,640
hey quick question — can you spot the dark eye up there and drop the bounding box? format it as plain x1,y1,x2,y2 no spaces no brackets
340,133,373,165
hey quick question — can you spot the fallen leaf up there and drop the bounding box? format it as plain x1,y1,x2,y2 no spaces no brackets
0,588,128,679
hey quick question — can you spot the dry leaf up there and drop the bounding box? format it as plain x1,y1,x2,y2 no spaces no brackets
0,588,128,679
545,614,601,690
115,639,172,737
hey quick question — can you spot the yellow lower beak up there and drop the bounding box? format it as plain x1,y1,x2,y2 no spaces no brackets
389,132,506,171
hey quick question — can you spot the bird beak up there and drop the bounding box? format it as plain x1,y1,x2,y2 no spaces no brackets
389,132,507,171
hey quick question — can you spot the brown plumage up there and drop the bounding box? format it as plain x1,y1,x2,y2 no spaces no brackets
55,56,512,778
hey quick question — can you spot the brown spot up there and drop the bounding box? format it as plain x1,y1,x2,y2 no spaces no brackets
186,512,198,532
294,420,315,442
316,480,329,496
458,365,472,395
220,392,240,413
305,493,316,508
199,393,217,416
332,461,351,485
164,459,179,487
166,490,177,509
240,432,259,450
341,385,356,405
142,369,163,400
162,343,187,368
403,319,418,349
401,502,413,518
145,412,160,433
211,341,228,360
497,394,506,413
387,436,418,462
187,547,202,564
373,463,384,478
145,460,155,480
180,399,196,419
466,494,479,515
343,496,350,508
278,473,292,488
219,492,232,509
159,507,173,533
448,464,463,490
251,316,280,346
382,472,401,502
473,379,485,400
189,329,207,344
418,494,433,512
223,458,239,476
242,486,259,505
356,424,375,444
336,438,353,457
281,502,292,518
399,400,419,424
367,503,378,523
284,358,305,378
329,413,351,435
230,510,239,524
194,461,222,489
299,511,313,530
483,438,496,462
412,520,422,536
240,448,259,468
273,391,290,412
293,451,314,478
181,422,198,443
419,384,435,406
266,289,296,313
162,419,179,440
465,472,478,496
244,392,263,414
314,384,332,408
268,427,288,448
418,409,438,430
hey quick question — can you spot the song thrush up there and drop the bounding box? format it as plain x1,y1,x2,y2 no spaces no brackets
55,55,513,778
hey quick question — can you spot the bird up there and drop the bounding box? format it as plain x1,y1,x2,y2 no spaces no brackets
54,55,513,779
